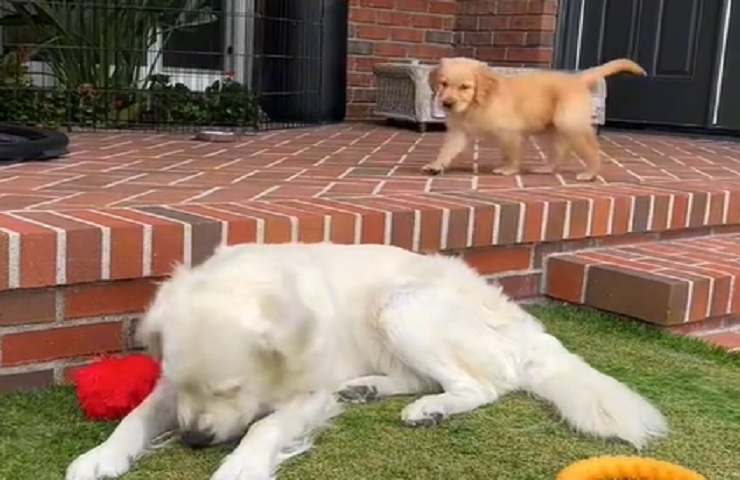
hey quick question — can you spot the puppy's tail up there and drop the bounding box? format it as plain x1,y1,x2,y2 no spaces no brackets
579,58,646,88
520,331,667,449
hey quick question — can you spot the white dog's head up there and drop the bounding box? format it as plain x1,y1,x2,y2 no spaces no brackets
137,249,314,448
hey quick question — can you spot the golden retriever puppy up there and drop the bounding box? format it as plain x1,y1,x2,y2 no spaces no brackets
423,57,646,181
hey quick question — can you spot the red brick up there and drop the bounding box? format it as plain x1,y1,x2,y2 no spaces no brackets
670,194,690,229
699,331,740,351
65,279,159,319
351,56,386,72
419,208,443,252
1,322,124,366
346,103,374,119
507,47,553,63
67,210,144,280
361,0,394,7
494,31,526,46
711,276,732,317
374,42,409,57
464,31,494,45
412,14,444,29
356,25,390,40
408,44,452,59
396,0,428,12
351,88,377,103
463,245,533,275
0,288,56,326
728,191,740,224
350,7,376,23
348,72,375,87
510,14,556,31
391,28,425,42
479,16,511,30
377,11,413,26
527,0,558,14
477,46,508,61
456,15,479,31
0,232,7,290
498,0,530,14
0,369,54,393
496,272,542,299
545,255,589,303
0,214,56,288
429,1,457,14
106,210,183,277
19,212,102,285
525,31,555,46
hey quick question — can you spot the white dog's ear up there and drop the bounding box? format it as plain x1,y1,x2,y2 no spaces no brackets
474,64,498,104
136,312,163,359
251,291,315,359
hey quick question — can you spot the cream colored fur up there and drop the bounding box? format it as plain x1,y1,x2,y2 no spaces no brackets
67,243,667,480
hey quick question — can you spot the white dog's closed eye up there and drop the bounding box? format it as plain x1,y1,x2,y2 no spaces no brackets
210,383,243,399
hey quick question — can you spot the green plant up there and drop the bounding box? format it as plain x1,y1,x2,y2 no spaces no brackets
0,0,217,91
0,50,67,127
141,74,260,128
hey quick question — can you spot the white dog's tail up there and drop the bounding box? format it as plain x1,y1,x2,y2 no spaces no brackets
520,332,668,449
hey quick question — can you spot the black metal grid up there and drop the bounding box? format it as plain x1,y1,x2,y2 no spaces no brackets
0,0,338,132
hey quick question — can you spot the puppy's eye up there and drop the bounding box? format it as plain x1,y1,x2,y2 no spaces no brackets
440,81,448,88
459,84,472,90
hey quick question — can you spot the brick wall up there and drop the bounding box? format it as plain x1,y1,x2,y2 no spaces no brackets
346,0,560,119
454,0,558,65
346,0,458,119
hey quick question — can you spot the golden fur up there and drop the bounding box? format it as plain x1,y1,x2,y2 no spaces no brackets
424,57,646,181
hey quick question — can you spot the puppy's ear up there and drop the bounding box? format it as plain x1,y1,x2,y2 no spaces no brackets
474,65,498,104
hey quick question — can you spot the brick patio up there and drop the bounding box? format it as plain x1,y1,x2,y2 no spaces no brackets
1,122,739,391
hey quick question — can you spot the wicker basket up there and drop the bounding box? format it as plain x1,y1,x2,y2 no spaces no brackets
373,62,607,132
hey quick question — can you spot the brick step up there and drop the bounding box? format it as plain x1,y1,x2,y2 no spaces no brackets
545,233,740,351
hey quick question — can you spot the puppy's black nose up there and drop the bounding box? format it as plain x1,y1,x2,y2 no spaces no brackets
442,99,455,108
181,429,214,449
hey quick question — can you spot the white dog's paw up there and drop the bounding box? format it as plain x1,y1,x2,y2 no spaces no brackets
66,445,133,480
401,397,447,428
335,384,379,404
211,453,271,480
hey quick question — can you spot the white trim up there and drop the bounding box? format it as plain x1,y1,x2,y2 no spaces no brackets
575,0,586,69
712,0,733,125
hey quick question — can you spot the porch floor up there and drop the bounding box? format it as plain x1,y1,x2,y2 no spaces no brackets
0,122,739,349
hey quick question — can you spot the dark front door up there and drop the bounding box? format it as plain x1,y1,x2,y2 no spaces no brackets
578,0,723,127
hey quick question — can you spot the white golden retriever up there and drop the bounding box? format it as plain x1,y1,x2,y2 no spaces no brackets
67,243,667,480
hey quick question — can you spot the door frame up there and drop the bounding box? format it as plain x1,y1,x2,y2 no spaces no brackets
553,0,734,129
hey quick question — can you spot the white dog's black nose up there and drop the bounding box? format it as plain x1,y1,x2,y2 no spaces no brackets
442,99,455,108
181,429,214,449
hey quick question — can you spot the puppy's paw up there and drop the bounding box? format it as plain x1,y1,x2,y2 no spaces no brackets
492,166,520,176
66,445,133,480
421,163,444,175
335,384,379,404
528,165,556,174
401,398,447,428
576,171,597,182
211,454,269,480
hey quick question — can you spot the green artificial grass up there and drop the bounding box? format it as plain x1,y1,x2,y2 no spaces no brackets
1,304,739,480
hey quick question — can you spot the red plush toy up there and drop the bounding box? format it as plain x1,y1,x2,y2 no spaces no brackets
74,355,161,421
